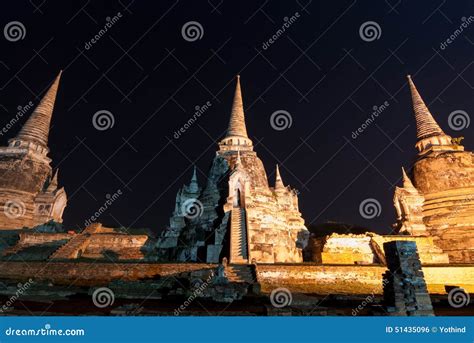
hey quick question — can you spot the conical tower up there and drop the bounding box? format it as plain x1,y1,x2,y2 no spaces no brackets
12,71,62,150
183,166,201,196
187,166,200,193
0,72,68,229
274,164,285,190
227,75,248,137
159,75,309,264
407,75,453,153
400,167,419,195
219,75,253,153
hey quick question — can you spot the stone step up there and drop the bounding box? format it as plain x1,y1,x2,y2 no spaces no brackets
225,265,255,283
226,271,253,279
49,234,90,259
229,207,248,263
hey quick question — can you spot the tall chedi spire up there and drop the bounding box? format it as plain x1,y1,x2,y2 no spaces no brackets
226,75,248,137
219,75,253,153
406,75,455,154
13,71,62,149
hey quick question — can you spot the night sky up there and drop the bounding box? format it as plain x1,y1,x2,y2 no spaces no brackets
0,1,473,234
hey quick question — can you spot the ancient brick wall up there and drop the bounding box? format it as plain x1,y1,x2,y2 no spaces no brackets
18,232,71,244
0,262,472,294
414,151,474,193
305,233,449,265
255,264,474,295
0,262,216,286
411,151,474,263
83,234,149,260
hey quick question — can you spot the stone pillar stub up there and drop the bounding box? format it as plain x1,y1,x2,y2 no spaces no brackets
382,240,434,316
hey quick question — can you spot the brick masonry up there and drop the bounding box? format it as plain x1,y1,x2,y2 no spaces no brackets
0,261,472,295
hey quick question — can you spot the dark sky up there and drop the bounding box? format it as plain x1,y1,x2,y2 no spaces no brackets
0,1,473,234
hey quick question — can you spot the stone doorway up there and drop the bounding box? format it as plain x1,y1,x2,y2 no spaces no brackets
233,180,245,208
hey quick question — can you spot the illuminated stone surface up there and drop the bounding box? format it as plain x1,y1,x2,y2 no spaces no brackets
0,72,67,229
305,233,449,265
393,76,474,263
156,76,309,263
2,223,150,261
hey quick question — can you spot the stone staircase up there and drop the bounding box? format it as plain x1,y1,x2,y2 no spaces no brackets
230,207,248,263
49,234,91,260
225,264,255,283
48,224,104,260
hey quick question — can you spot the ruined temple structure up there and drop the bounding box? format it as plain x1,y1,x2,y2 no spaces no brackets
1,223,150,261
156,76,309,263
0,73,474,316
0,72,67,230
393,75,474,263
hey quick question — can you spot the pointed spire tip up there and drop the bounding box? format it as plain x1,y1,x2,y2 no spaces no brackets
407,75,445,141
15,72,62,147
275,164,284,189
401,166,416,189
225,75,248,138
